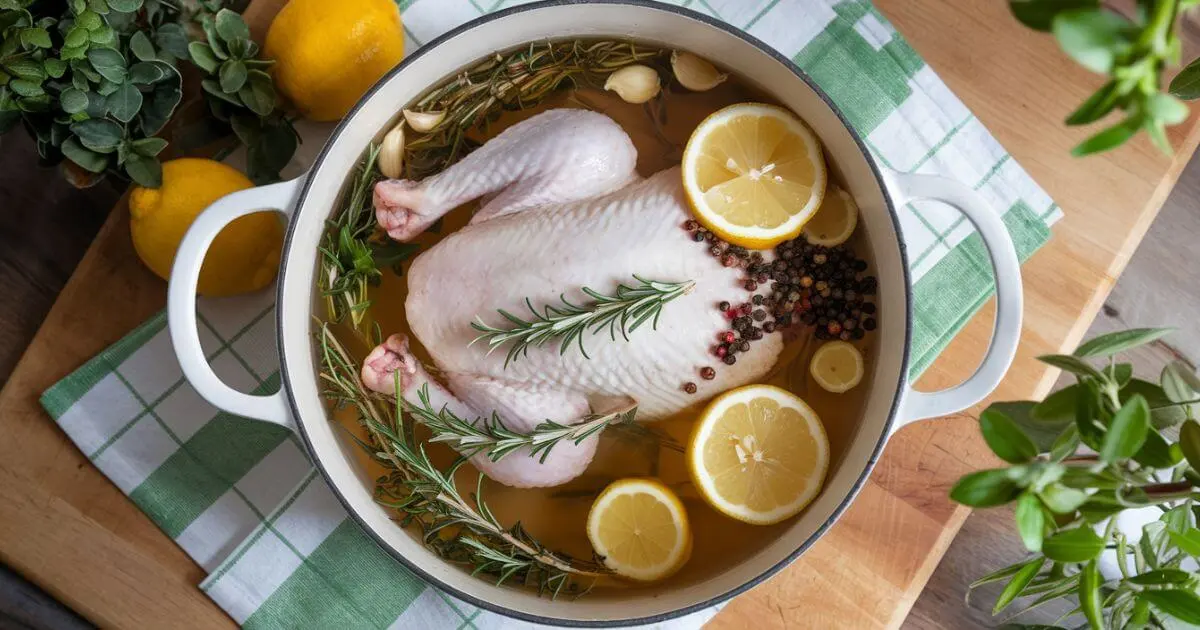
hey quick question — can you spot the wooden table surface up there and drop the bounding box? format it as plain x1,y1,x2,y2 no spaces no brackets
1,1,1198,628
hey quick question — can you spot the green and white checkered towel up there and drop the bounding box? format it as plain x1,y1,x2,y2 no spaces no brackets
40,1,1059,627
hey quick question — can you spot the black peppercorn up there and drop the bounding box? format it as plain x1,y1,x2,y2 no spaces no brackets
684,220,699,231
718,300,731,311
839,331,853,341
752,309,767,322
723,354,737,366
738,340,750,352
854,259,868,272
752,294,764,306
692,232,705,242
831,288,843,300
709,245,723,257
751,252,764,264
749,328,763,340
853,328,865,340
683,382,698,394
756,272,769,283
744,280,758,291
700,366,716,380
811,295,824,307
844,290,857,302
763,321,776,333
773,260,787,271
862,302,876,314
863,317,877,331
843,319,857,330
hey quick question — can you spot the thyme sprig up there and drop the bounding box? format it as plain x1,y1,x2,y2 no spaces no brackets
471,275,695,367
318,324,608,596
402,40,665,179
319,143,419,329
403,384,639,463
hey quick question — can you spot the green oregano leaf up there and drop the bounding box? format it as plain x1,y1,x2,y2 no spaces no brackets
75,9,101,30
1162,361,1200,404
43,57,67,78
1128,569,1192,585
19,27,51,49
154,23,189,59
214,8,249,44
1010,0,1098,31
106,0,143,13
70,117,123,150
1052,8,1130,74
106,81,141,123
1039,483,1089,514
86,47,127,83
60,88,89,114
64,26,89,48
124,152,161,187
219,60,247,93
1049,424,1080,462
1170,56,1200,100
1072,118,1139,156
1065,80,1120,125
130,136,166,156
129,31,156,62
60,136,108,172
188,42,220,73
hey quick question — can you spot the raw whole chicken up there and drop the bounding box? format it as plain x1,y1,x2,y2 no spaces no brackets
362,109,783,487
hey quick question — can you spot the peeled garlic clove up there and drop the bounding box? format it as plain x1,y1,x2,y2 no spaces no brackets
403,109,446,133
604,65,661,104
671,51,727,92
379,121,405,179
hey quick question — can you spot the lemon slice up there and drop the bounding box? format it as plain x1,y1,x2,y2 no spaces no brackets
803,187,858,247
586,479,692,581
810,340,864,393
688,385,829,525
682,103,827,249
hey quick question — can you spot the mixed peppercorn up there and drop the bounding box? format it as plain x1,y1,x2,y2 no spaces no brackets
681,219,878,393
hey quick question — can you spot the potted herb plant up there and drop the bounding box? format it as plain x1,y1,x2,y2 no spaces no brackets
952,327,1200,628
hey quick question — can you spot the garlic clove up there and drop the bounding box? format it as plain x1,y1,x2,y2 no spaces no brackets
671,51,727,92
604,64,661,104
403,109,446,133
379,121,405,179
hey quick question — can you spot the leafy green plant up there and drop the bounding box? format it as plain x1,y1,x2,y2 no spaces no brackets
953,327,1200,628
187,7,296,184
0,0,293,187
1010,0,1200,156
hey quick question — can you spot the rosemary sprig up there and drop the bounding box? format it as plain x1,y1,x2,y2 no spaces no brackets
318,324,608,594
403,385,639,463
402,40,665,179
471,275,695,367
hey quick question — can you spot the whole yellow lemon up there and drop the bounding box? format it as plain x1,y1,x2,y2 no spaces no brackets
129,159,283,297
265,0,404,122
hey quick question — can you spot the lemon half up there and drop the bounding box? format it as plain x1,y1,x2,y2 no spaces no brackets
687,385,829,525
586,479,692,581
682,103,827,249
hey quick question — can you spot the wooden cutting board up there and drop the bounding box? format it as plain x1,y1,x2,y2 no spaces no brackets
1,1,1198,628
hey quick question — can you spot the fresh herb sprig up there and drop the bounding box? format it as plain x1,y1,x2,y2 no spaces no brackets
402,384,639,463
319,143,419,329
1010,0,1200,156
186,7,296,184
318,324,608,596
471,276,695,367
952,326,1200,628
401,40,665,180
0,0,187,186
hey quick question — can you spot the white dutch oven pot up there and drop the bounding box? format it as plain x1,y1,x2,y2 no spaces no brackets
167,1,1023,625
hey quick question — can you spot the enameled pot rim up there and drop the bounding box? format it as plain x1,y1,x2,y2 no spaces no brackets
275,0,913,625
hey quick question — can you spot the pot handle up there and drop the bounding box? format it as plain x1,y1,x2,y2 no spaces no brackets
890,172,1024,431
167,178,302,431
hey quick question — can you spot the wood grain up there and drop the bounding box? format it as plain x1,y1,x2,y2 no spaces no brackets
0,1,1198,628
